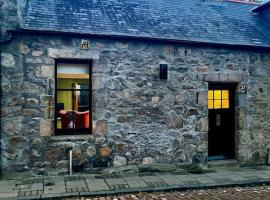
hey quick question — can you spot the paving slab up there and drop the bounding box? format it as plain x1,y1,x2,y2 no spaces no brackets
195,176,216,184
87,182,110,191
0,166,270,199
125,180,148,188
123,175,143,182
105,178,127,185
175,174,197,182
156,173,184,185
140,175,162,182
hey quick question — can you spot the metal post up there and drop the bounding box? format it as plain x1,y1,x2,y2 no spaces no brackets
69,150,72,176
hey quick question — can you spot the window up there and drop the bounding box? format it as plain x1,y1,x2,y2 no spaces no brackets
55,60,92,135
208,90,229,109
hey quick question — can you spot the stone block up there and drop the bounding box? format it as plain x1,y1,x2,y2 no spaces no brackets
19,43,30,55
169,115,183,129
1,106,21,117
203,73,220,82
115,41,128,49
3,116,23,135
187,108,198,116
36,66,54,78
152,96,160,108
93,120,108,135
40,94,53,105
1,53,15,67
45,148,65,164
40,118,53,137
117,116,133,123
142,157,154,164
9,136,25,145
22,108,40,117
22,82,42,93
113,156,127,167
32,50,43,56
92,74,106,90
197,91,207,107
196,117,208,132
227,73,244,82
100,147,112,157
236,94,247,107
25,57,43,64
198,71,241,83
85,146,96,158
26,98,39,105
47,48,99,60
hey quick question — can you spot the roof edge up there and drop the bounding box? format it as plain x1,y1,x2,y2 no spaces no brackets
7,28,270,52
252,1,270,13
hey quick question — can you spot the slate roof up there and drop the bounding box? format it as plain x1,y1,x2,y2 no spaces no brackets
252,1,270,13
21,0,270,48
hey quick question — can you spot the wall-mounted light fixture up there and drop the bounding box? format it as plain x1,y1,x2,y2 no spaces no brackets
159,64,168,80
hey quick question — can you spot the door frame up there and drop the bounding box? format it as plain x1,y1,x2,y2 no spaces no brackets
208,82,236,160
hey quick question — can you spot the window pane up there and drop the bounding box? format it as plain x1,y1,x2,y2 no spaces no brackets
57,63,89,74
56,90,90,129
222,90,229,100
214,99,221,109
56,91,74,129
57,78,89,90
208,90,213,100
208,99,214,109
77,90,89,112
222,100,229,109
214,90,221,99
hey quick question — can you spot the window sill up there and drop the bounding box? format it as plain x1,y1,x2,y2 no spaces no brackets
51,134,93,142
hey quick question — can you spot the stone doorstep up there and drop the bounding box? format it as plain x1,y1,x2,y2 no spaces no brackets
208,159,239,168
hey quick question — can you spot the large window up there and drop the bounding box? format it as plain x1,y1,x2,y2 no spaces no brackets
55,60,92,135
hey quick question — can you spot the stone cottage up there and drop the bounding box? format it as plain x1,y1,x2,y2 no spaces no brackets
1,0,270,175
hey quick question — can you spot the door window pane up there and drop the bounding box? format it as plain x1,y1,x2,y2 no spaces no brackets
214,99,221,109
208,89,230,110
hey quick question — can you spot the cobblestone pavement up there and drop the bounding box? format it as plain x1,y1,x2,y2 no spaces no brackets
64,185,270,200
0,165,270,199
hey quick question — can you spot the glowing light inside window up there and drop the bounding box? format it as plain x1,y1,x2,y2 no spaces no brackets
208,90,229,109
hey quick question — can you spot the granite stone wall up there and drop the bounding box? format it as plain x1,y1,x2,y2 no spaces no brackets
1,33,270,175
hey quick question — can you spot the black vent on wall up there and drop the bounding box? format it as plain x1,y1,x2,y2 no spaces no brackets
160,64,168,80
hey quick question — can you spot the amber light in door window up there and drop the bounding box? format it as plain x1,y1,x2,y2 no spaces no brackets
208,90,229,109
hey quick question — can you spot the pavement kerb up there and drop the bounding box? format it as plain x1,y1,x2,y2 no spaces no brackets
40,179,270,199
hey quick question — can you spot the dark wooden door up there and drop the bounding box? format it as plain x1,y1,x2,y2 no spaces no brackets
208,83,236,159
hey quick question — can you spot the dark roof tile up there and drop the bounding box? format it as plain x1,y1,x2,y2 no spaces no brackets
22,0,270,47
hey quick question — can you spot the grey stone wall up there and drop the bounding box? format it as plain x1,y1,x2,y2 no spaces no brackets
1,34,270,175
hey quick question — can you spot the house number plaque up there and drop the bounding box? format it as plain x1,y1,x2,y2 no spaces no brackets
80,39,90,49
238,84,247,94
